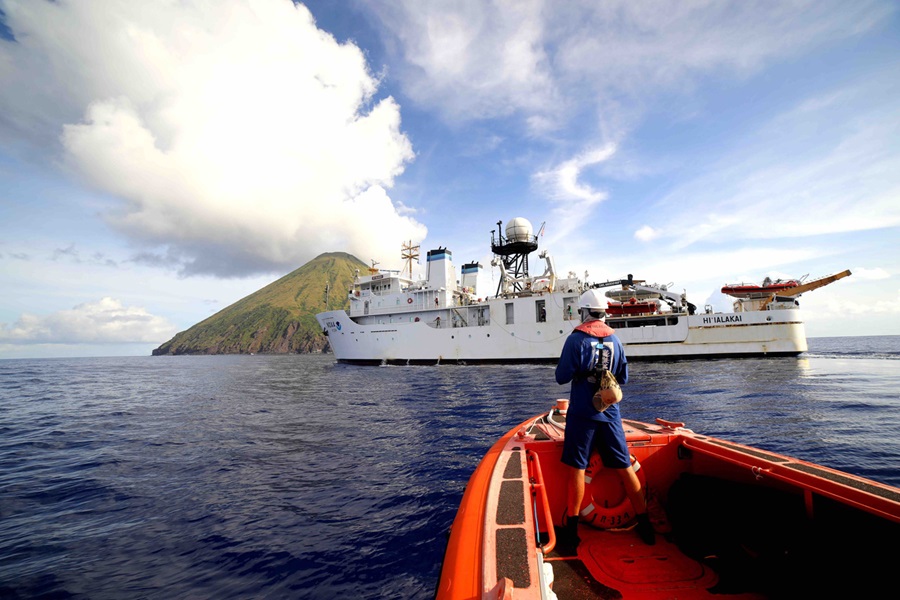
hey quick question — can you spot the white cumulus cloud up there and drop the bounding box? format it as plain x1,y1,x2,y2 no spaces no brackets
0,0,425,277
634,226,660,242
0,297,178,344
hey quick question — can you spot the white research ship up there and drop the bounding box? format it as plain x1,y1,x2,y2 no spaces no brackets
316,217,849,364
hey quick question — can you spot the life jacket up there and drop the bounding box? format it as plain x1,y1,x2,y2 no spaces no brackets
574,319,614,338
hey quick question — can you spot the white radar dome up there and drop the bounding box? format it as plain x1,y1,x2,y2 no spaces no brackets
506,217,533,243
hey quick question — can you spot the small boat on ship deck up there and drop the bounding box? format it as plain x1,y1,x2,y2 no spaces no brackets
720,277,802,299
435,400,900,599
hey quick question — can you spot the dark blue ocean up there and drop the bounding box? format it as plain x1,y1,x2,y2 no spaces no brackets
1,336,898,599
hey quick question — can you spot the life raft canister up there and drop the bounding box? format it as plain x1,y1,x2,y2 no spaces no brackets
580,453,645,529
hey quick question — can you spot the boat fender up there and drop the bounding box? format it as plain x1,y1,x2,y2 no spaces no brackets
580,453,645,529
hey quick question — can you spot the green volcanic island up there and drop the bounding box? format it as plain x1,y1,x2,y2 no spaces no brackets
152,253,365,356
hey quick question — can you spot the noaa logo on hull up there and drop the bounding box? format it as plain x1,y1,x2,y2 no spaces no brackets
335,322,342,331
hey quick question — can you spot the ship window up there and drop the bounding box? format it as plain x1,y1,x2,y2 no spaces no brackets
505,303,514,325
535,300,546,323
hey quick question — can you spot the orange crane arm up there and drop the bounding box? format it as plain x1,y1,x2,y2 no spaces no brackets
760,269,851,309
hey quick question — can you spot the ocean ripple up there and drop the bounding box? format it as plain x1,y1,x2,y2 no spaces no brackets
1,337,898,598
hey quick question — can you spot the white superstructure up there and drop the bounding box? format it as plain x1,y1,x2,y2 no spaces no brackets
316,218,839,364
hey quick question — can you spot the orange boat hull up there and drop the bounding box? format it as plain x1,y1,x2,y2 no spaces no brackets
436,403,900,599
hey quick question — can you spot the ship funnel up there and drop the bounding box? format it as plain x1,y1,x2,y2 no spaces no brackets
426,247,455,290
461,262,482,295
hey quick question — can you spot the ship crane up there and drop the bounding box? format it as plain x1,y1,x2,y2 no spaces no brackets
535,250,558,292
590,275,697,314
589,274,646,290
631,283,695,314
759,269,852,310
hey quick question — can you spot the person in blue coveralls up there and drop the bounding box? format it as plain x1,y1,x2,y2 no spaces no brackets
555,289,655,549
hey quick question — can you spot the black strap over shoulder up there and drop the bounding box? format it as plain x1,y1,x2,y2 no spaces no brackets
583,336,614,385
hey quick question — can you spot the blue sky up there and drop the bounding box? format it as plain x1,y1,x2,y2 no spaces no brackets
1,0,898,359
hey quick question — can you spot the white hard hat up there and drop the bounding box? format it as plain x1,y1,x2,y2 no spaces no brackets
578,289,606,311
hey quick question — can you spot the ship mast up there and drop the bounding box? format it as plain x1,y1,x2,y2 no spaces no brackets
401,240,420,279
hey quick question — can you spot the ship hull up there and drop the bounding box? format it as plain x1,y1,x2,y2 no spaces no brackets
316,293,807,364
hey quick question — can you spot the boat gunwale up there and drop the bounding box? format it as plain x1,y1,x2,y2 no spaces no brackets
434,415,538,599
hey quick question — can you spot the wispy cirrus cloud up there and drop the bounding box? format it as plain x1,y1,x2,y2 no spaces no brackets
368,0,891,133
